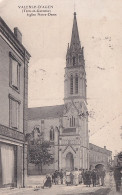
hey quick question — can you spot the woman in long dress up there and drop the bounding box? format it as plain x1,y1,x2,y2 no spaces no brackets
63,171,66,184
73,168,79,186
66,170,71,186
42,174,52,188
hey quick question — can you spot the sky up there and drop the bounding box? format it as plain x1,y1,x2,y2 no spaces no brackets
0,0,122,155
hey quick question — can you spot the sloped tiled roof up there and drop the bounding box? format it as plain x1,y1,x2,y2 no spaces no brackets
28,105,64,120
89,143,112,154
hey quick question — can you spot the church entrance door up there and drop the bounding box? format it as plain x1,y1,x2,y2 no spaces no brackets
66,152,74,171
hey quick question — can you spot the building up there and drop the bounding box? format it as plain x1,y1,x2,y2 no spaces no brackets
27,13,111,174
89,144,112,170
0,17,30,187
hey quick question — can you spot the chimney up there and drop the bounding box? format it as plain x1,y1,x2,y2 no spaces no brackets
14,27,22,43
104,146,106,150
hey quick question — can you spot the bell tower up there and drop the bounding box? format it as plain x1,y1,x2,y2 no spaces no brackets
64,12,86,103
59,12,89,170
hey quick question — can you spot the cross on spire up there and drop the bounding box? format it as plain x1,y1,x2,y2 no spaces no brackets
74,0,76,12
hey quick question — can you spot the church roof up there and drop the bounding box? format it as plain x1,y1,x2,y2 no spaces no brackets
28,105,64,120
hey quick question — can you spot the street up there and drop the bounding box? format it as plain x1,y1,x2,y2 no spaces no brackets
0,173,119,195
0,184,111,195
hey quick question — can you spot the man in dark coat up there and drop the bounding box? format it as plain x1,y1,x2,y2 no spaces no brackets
54,170,58,185
82,169,85,184
91,169,97,187
60,169,64,184
85,170,91,187
114,167,122,192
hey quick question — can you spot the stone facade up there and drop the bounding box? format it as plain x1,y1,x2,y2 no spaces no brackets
0,17,30,187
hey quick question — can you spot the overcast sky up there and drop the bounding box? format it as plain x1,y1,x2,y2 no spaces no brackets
0,0,122,155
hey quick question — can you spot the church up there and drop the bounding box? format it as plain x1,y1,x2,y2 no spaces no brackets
27,13,111,174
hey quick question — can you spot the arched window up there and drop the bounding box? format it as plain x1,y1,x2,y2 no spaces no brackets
70,118,72,127
75,74,78,94
74,118,75,126
73,56,76,66
50,128,54,141
70,75,73,94
72,116,73,127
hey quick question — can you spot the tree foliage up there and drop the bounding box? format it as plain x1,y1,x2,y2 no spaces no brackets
28,140,54,173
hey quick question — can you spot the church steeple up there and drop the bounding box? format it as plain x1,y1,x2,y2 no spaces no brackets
70,12,81,50
65,12,86,102
62,12,89,172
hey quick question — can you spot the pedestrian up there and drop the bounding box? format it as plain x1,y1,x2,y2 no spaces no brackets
91,169,97,187
70,170,74,185
54,170,58,185
52,172,55,184
73,168,79,186
78,169,82,184
60,169,64,184
114,167,122,192
42,174,52,189
63,170,66,184
95,169,100,186
100,169,106,186
82,169,85,185
66,170,71,186
57,170,61,184
85,169,91,187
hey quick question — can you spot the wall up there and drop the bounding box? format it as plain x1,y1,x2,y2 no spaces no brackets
0,18,30,188
0,36,24,133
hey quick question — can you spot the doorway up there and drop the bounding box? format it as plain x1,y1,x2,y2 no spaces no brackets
0,143,17,187
66,152,74,171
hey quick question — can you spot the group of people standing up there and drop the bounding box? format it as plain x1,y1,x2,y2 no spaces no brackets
42,168,106,188
82,169,106,187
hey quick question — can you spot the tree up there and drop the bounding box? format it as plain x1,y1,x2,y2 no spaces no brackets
28,140,54,174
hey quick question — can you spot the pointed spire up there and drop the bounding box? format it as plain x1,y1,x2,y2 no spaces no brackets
70,12,81,49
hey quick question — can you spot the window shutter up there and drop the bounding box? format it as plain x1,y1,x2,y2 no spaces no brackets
11,100,18,129
12,59,18,88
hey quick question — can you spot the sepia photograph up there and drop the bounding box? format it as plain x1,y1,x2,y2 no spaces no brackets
0,0,122,194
